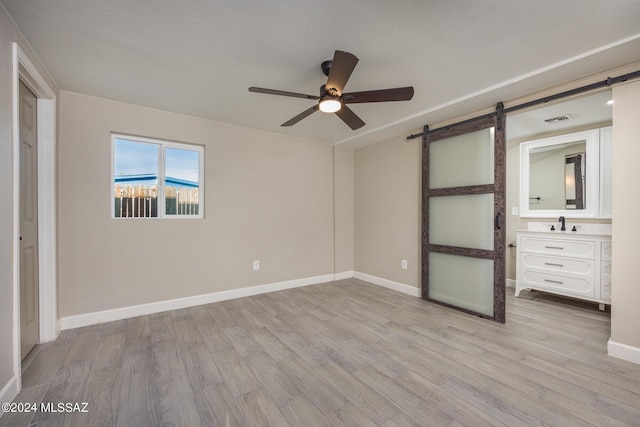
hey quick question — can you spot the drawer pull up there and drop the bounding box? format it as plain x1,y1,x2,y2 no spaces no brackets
544,246,564,250
544,262,564,267
544,279,564,284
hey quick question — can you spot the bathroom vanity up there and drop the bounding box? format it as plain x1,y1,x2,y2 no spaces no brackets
515,125,613,310
515,227,611,310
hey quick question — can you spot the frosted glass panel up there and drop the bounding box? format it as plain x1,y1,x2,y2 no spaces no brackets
430,194,494,250
429,253,494,316
430,128,494,188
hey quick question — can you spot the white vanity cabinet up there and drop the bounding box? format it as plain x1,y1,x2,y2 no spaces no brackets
515,231,611,308
600,242,612,301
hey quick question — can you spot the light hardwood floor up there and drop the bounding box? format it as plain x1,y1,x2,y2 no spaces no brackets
3,278,640,426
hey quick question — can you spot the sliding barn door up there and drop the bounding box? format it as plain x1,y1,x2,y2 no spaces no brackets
422,115,506,322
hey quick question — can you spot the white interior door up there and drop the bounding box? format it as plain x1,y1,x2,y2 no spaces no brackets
19,80,39,359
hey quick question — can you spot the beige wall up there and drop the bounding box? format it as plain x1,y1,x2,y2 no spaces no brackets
334,147,354,274
0,3,59,398
354,135,421,288
58,91,339,317
611,80,640,349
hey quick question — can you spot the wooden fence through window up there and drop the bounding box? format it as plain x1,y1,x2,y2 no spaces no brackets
114,184,199,217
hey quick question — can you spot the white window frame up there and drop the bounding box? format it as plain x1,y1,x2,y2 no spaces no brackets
111,133,204,219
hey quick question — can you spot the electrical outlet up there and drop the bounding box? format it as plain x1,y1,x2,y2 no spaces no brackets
511,207,519,216
253,260,260,270
401,259,408,270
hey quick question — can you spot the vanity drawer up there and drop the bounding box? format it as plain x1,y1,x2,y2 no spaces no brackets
520,253,594,275
520,270,595,299
519,236,595,259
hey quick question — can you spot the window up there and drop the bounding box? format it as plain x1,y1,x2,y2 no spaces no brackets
112,133,204,218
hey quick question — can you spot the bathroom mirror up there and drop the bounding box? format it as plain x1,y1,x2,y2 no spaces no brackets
528,140,586,211
520,129,600,218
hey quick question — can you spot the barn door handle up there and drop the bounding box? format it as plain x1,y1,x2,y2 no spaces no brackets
495,212,501,230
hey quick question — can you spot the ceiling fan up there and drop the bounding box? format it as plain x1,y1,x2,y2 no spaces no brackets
249,50,414,130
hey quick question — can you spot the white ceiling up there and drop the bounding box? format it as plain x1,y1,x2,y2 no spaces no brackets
507,89,613,142
3,0,640,148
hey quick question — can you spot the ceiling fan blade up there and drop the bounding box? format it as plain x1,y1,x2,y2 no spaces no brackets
281,104,319,127
335,105,365,130
343,86,414,104
325,51,359,95
249,87,319,100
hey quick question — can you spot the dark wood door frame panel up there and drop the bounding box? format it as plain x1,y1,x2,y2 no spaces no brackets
421,106,506,323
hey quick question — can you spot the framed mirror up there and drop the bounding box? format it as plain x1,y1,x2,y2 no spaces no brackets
519,129,600,218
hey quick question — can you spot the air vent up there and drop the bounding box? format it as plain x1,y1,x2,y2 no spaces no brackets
544,114,573,124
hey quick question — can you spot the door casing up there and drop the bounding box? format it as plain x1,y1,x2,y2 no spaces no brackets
11,43,58,391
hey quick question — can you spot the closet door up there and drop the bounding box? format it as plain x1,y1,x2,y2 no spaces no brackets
422,116,506,322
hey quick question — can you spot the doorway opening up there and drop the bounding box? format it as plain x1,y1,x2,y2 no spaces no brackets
19,80,39,360
12,43,58,390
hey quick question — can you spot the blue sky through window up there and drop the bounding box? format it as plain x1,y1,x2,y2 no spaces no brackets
166,147,199,185
114,138,200,187
114,138,158,178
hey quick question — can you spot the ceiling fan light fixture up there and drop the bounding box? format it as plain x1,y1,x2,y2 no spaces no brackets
248,50,413,130
319,97,342,113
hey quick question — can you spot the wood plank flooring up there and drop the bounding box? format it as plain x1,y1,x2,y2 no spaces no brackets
3,278,640,426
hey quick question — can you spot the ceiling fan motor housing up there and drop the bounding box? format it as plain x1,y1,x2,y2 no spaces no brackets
321,59,333,77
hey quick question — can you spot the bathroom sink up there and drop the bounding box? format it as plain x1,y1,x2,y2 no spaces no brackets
522,222,612,237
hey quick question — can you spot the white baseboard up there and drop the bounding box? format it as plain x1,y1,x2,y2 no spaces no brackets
353,272,421,297
608,338,640,365
506,279,516,289
59,273,335,330
0,376,18,412
334,271,355,281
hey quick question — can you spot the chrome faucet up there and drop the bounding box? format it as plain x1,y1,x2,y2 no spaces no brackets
559,216,566,231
